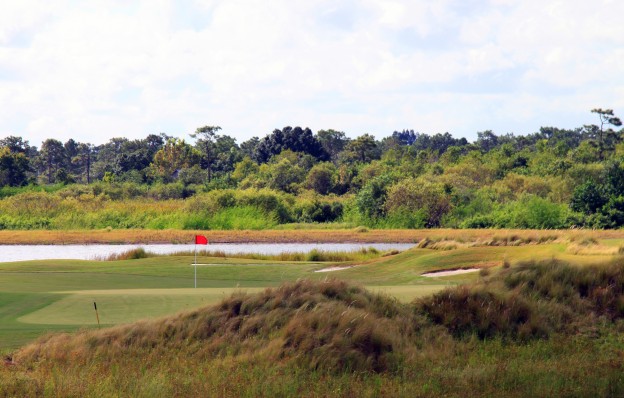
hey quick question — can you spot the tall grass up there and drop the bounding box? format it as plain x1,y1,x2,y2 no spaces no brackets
99,247,386,262
0,188,338,230
96,248,151,261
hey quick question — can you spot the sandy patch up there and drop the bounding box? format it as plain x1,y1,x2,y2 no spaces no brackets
421,268,479,277
315,266,354,273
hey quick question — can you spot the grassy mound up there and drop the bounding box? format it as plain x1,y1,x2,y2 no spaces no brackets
17,260,624,370
16,280,420,373
417,258,624,340
8,260,624,396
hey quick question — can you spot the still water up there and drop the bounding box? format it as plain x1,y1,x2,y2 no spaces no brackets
0,243,414,262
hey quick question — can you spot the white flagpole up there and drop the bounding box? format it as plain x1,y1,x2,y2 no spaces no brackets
194,243,197,288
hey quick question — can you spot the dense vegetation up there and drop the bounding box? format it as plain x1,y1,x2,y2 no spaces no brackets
5,260,624,397
2,108,624,230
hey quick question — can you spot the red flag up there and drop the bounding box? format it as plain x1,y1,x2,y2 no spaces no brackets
195,235,208,245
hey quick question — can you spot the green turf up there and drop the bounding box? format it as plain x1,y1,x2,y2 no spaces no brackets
19,288,266,325
0,292,77,349
1,243,616,350
19,285,446,327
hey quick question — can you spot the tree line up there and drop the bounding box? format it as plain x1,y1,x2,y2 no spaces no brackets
1,108,623,229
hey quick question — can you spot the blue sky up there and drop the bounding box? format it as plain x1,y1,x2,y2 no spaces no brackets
0,0,622,146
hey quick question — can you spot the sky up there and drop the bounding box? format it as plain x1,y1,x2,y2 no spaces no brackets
0,0,623,147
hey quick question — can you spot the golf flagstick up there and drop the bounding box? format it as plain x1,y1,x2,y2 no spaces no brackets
194,235,208,288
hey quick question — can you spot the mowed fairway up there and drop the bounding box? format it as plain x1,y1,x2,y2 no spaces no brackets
1,241,621,350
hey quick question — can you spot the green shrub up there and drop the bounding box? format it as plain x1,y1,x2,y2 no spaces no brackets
293,200,343,223
306,249,322,261
147,183,187,200
146,213,185,229
460,214,497,228
206,206,278,230
181,213,211,230
381,209,427,229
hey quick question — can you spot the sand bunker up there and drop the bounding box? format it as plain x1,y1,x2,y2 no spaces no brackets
421,268,479,277
315,266,354,273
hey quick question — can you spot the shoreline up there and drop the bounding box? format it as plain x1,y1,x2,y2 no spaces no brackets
0,229,415,245
0,228,623,245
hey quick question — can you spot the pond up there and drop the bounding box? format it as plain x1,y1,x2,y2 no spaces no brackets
0,243,414,262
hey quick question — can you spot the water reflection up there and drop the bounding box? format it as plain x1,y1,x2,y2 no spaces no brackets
0,243,414,262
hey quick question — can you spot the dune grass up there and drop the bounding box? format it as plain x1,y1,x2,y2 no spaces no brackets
6,262,624,397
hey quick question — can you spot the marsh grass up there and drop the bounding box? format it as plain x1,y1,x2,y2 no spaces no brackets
98,247,386,262
415,232,562,251
97,248,151,261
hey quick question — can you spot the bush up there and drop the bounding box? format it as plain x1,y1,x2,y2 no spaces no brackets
306,249,322,261
293,199,344,223
460,214,497,228
382,209,427,229
384,178,452,227
499,195,569,229
204,206,278,230
238,189,294,223
356,176,392,220
147,183,188,200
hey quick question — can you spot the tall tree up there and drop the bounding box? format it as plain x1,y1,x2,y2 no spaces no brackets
240,137,260,159
38,139,67,184
588,108,623,159
411,132,468,154
212,134,241,176
317,129,348,162
253,126,328,163
392,129,418,146
190,125,222,182
92,137,129,179
476,130,499,152
0,136,31,154
341,134,379,163
592,108,622,133
71,143,94,184
151,138,201,182
0,147,30,186
0,136,33,186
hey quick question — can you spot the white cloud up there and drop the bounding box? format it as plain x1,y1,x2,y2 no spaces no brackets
0,0,623,147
